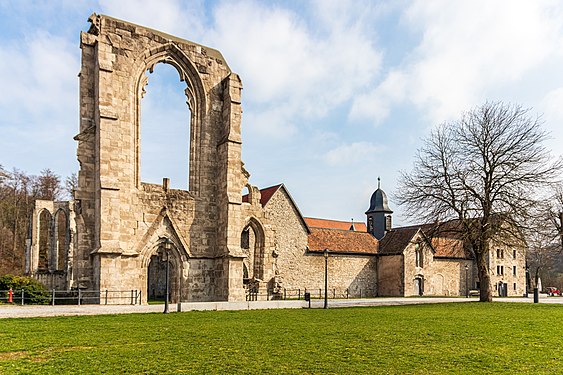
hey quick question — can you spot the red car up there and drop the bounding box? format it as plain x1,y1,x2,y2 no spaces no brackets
545,287,561,296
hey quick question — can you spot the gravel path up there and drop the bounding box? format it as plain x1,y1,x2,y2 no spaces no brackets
1,296,560,319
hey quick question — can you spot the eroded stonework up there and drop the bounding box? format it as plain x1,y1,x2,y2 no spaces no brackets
73,13,247,302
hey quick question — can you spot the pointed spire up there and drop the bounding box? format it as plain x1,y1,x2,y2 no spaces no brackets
377,176,381,189
349,218,355,231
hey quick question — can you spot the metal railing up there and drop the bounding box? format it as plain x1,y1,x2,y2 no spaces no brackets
0,289,141,306
246,287,377,301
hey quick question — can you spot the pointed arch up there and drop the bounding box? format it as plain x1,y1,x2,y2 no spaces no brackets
132,42,207,192
144,236,188,304
241,217,266,280
38,209,52,271
54,208,69,271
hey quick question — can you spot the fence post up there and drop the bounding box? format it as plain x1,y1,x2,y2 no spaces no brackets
21,289,24,305
319,288,322,299
284,288,286,300
105,289,108,305
52,289,56,306
78,289,81,306
298,288,301,300
360,289,362,299
346,289,349,299
131,290,134,305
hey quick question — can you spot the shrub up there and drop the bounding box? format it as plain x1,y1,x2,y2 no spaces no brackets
0,274,50,304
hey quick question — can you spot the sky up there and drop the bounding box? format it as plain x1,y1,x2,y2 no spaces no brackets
1,0,562,226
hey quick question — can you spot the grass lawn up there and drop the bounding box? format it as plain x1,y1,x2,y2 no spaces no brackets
0,303,561,374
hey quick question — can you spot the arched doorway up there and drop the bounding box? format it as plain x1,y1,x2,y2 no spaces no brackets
145,236,187,304
147,254,174,302
414,276,424,296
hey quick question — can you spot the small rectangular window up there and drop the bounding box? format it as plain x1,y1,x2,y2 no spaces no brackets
501,266,504,275
514,283,517,290
513,266,516,276
513,249,516,258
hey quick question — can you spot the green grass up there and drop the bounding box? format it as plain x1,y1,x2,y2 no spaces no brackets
0,303,562,374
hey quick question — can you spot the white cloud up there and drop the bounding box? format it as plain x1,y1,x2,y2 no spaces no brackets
208,0,382,137
349,70,407,124
0,31,79,175
357,0,563,125
324,142,382,166
99,0,205,38
0,32,77,122
540,87,563,157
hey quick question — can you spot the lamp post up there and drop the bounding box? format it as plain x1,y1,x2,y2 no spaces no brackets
465,264,469,298
323,249,329,309
525,265,530,298
160,238,173,314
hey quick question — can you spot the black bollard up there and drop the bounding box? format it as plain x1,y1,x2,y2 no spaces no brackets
533,287,539,303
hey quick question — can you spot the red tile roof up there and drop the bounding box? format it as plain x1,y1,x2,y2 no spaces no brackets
242,184,282,206
304,217,367,232
378,222,471,259
308,228,378,254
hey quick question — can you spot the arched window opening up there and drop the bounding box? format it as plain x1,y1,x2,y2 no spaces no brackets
415,248,423,268
141,63,191,190
55,210,68,271
38,210,52,271
241,227,255,281
241,185,250,202
241,221,266,282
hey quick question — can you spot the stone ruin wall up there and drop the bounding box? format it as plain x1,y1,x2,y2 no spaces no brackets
73,14,247,302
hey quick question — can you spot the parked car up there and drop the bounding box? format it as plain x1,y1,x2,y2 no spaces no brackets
545,287,561,296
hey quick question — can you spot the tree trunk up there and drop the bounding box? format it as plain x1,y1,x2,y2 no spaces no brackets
475,249,493,302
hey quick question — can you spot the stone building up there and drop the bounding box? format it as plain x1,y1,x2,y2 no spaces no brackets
25,14,526,302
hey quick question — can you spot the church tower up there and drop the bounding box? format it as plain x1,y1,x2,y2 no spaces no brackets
365,178,393,240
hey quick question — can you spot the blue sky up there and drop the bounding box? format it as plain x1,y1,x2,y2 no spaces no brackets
1,0,562,226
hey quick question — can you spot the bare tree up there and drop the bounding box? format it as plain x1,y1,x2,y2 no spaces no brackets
36,168,62,201
64,172,78,200
526,184,563,289
547,185,563,250
396,102,562,302
0,167,66,275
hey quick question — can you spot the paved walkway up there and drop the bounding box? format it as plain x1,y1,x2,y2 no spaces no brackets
1,296,561,319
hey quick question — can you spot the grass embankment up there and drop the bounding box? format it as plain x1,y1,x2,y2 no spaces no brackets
0,303,561,374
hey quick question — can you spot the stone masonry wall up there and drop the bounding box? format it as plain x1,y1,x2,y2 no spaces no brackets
74,14,246,302
377,255,403,296
265,188,377,297
488,238,526,297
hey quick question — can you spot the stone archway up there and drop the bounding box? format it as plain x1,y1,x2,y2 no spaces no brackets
141,235,189,305
241,217,266,282
414,276,424,296
74,14,246,302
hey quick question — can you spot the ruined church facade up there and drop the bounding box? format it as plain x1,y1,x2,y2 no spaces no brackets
27,14,258,302
25,15,527,303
